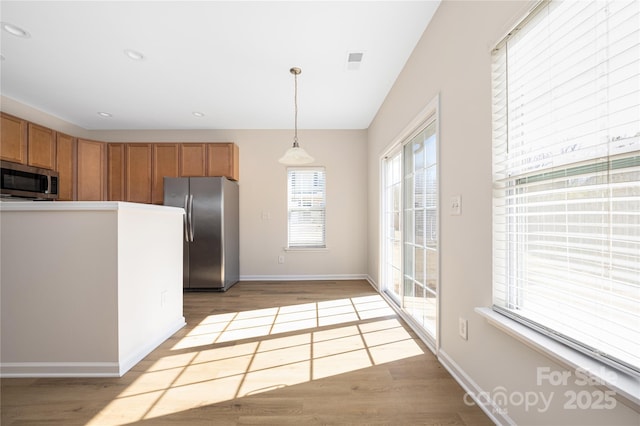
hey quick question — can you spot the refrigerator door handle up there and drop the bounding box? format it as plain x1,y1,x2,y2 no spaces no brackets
183,194,189,242
188,194,195,242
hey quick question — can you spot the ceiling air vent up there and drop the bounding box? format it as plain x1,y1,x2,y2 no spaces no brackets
346,52,364,71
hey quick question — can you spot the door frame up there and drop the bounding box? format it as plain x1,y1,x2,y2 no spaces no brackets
378,94,441,353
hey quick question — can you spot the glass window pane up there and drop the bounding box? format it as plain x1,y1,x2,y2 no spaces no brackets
415,246,425,285
393,267,402,297
414,172,426,208
392,240,401,270
393,184,400,211
404,277,415,299
414,141,425,171
404,210,414,244
415,210,425,246
404,143,414,174
404,175,414,210
425,133,437,167
404,245,414,277
426,249,438,293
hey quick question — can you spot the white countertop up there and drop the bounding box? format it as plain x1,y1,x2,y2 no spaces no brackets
0,200,185,213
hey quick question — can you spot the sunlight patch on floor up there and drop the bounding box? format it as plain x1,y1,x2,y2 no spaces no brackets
88,294,422,425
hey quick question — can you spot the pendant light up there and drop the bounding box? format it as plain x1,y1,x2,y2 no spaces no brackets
279,67,315,165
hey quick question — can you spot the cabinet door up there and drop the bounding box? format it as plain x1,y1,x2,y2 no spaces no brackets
56,133,76,201
152,143,179,204
0,113,28,164
125,143,152,203
207,143,239,181
179,143,206,176
107,144,125,201
77,139,106,201
28,123,56,170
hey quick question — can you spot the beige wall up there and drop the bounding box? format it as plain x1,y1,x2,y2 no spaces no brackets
101,129,368,280
367,1,639,425
1,97,368,280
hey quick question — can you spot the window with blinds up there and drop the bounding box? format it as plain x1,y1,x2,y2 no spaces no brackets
492,0,640,375
287,167,326,248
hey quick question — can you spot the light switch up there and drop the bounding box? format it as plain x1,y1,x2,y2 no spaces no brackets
450,195,462,216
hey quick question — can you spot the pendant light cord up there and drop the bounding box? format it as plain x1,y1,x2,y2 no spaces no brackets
279,66,313,165
293,69,299,147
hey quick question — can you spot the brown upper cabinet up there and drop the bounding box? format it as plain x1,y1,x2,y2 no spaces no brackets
179,143,207,177
27,123,56,170
207,142,239,181
0,113,28,164
1,113,239,202
108,142,236,205
125,144,153,204
178,142,239,180
107,143,125,201
77,138,106,201
1,114,57,170
152,144,179,205
56,132,76,201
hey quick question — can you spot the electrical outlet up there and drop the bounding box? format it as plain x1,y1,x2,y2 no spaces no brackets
160,290,167,308
459,317,468,340
278,255,285,264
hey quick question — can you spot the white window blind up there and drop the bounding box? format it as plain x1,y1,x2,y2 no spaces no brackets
287,167,326,248
492,0,640,375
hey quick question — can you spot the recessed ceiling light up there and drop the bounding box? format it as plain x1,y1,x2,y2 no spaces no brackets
192,111,205,118
97,112,112,118
1,22,30,38
124,49,145,61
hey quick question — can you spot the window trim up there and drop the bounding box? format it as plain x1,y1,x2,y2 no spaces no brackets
477,307,640,408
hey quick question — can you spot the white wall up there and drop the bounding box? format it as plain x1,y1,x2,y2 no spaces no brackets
367,1,639,425
117,204,185,374
0,98,368,280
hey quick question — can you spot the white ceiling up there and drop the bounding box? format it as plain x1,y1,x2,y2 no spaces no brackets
0,1,440,130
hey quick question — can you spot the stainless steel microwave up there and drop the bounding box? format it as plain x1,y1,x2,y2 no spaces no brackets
0,160,59,200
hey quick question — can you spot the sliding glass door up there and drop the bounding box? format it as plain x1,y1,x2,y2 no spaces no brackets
382,115,439,342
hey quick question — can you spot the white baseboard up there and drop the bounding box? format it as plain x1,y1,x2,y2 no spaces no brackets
365,275,379,290
239,274,369,282
438,349,514,426
1,317,186,378
0,362,121,377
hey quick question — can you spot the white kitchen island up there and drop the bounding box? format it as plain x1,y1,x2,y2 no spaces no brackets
0,201,186,377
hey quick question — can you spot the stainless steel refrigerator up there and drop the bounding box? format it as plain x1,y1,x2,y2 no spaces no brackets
164,177,239,291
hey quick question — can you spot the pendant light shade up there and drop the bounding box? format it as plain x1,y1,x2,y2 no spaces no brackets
279,67,314,165
279,143,314,165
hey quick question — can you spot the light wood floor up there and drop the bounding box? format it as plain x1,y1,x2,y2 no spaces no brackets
1,280,493,425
